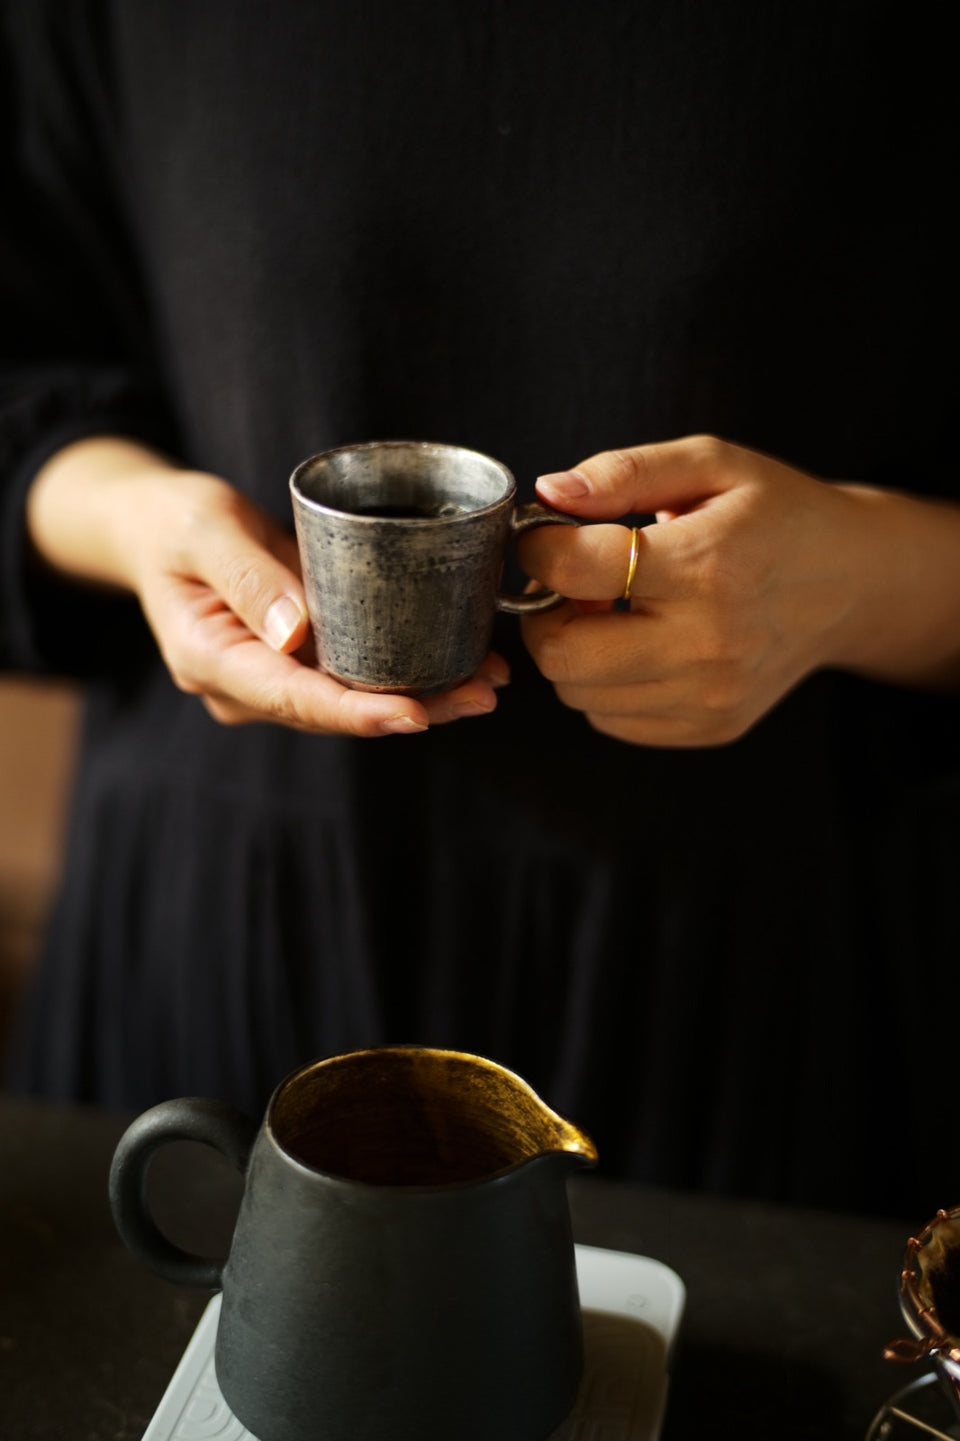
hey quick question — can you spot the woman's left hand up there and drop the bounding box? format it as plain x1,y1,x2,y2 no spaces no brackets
519,435,960,747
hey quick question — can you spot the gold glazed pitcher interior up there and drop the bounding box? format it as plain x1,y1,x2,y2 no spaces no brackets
109,1045,598,1441
267,1045,599,1184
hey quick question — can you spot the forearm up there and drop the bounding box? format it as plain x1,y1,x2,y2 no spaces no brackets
831,483,960,690
25,435,180,592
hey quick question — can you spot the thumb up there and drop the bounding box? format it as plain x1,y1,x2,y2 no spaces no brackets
535,435,738,520
194,495,310,654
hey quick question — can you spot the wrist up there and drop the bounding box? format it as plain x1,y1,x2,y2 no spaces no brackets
827,483,960,688
26,435,182,593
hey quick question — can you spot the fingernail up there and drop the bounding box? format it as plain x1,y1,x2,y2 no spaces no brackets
379,715,429,735
453,696,496,717
536,468,590,502
264,595,304,650
477,667,510,689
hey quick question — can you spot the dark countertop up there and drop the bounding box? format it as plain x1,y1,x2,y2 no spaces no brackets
0,1095,931,1440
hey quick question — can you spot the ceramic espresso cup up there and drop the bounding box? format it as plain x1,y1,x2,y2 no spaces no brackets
108,1047,598,1441
289,440,579,695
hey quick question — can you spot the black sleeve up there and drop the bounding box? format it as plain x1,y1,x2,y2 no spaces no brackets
0,1,177,678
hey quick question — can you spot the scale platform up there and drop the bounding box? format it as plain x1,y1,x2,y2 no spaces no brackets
143,1243,685,1441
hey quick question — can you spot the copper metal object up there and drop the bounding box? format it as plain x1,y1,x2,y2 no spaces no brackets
867,1205,960,1438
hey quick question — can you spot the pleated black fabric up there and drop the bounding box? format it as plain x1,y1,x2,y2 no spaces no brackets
1,1,957,1217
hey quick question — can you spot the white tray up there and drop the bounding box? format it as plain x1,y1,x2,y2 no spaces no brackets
143,1243,685,1440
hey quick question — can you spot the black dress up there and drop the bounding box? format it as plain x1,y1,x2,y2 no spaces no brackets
1,1,957,1218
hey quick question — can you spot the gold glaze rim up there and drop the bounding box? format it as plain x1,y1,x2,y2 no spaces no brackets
264,1044,599,1190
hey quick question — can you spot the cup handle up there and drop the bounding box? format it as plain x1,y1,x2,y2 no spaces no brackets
496,501,581,615
108,1097,257,1290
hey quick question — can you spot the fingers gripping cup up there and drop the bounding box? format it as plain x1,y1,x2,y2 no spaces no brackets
289,440,579,695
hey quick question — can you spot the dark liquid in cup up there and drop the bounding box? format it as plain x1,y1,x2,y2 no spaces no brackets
348,501,468,519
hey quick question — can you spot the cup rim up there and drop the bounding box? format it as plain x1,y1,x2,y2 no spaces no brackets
288,439,516,523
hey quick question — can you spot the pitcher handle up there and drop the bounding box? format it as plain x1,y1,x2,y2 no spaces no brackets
108,1097,257,1289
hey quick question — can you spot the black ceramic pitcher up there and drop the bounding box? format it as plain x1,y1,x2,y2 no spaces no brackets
109,1046,598,1441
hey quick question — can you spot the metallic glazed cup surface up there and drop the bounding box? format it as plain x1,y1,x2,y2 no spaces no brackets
290,440,573,695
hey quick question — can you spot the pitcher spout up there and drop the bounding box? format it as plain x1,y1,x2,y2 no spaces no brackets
532,1105,598,1170
453,1052,597,1173
559,1121,599,1168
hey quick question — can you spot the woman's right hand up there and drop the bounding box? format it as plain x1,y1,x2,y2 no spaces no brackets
26,437,509,735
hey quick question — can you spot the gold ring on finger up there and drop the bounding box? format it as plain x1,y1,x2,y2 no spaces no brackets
622,526,641,602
